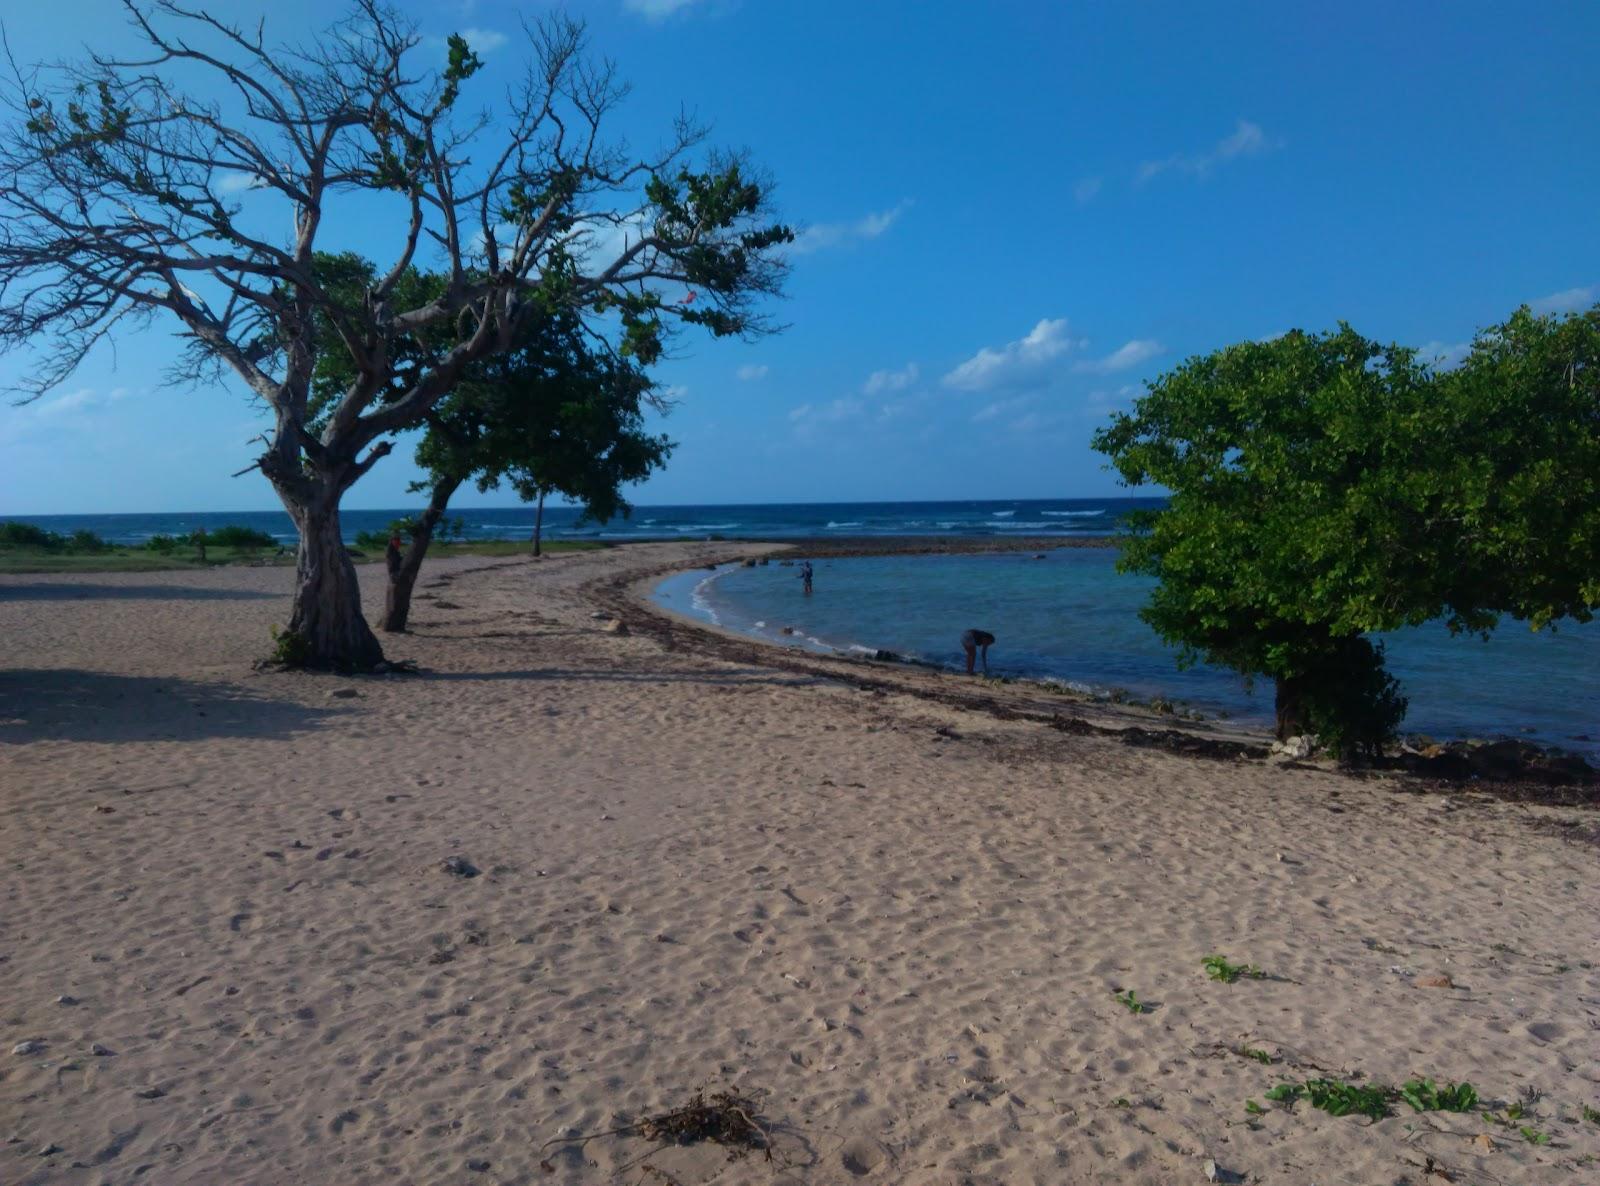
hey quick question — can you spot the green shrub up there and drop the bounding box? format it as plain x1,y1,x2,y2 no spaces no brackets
145,534,179,552
355,516,420,551
194,524,277,549
269,625,313,667
68,529,109,552
0,521,66,550
1399,1079,1477,1113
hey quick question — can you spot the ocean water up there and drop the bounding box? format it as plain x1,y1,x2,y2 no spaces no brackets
3,497,1153,546
655,548,1600,755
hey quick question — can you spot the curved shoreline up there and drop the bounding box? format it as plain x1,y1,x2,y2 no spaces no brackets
593,543,1597,796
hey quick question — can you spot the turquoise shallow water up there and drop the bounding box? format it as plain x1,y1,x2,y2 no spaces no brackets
655,548,1600,756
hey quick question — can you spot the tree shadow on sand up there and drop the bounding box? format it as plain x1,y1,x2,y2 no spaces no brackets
0,583,281,602
0,669,341,744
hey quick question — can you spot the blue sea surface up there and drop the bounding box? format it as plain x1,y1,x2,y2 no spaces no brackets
4,497,1152,546
655,549,1600,755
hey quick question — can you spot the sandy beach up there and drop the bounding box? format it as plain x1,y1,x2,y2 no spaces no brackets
2,543,1597,1186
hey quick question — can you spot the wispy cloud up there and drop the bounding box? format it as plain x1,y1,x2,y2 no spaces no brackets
460,27,509,54
789,397,864,441
971,394,1033,423
1074,176,1103,205
736,364,769,381
862,362,918,395
1417,340,1472,370
1138,120,1280,183
1530,284,1596,315
791,201,912,255
623,0,706,21
216,172,263,194
942,318,1085,392
1073,338,1164,375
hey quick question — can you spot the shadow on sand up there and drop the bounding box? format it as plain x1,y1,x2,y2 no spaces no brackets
0,669,340,744
0,583,281,602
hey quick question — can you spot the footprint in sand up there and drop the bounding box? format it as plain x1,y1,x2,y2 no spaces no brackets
838,1136,889,1176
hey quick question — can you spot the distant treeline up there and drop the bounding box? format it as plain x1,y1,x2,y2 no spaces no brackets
0,521,278,553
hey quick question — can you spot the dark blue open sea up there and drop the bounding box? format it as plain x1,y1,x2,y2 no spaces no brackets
6,497,1153,546
9,498,1596,752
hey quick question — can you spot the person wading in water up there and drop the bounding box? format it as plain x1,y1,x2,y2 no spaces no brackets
961,628,995,674
800,560,814,595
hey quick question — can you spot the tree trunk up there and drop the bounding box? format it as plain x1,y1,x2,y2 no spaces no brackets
382,476,463,633
283,500,385,669
531,488,546,558
1273,675,1308,739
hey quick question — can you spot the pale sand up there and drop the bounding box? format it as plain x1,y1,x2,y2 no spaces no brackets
2,543,1596,1186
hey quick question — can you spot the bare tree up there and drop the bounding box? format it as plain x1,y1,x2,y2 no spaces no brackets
0,1,788,667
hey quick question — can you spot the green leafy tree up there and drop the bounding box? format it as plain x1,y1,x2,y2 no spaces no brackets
1440,304,1599,628
1093,313,1600,759
0,3,789,669
1092,327,1470,758
310,253,672,632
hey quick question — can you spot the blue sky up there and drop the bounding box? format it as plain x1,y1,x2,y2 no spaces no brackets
2,0,1597,514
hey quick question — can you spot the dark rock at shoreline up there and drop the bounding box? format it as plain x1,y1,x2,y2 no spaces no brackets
872,649,903,663
1399,738,1596,786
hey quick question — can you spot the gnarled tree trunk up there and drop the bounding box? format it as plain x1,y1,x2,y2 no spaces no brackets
382,475,463,633
283,498,385,669
1273,674,1308,739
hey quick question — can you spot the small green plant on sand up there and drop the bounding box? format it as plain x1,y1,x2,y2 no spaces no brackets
1519,1126,1550,1145
1400,1079,1478,1113
1236,1047,1274,1064
1581,1104,1600,1125
1203,955,1265,984
1244,1099,1264,1116
1266,1078,1391,1121
1113,989,1149,1014
270,626,313,668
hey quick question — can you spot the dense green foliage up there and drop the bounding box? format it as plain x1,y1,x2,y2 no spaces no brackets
310,252,673,538
1438,305,1599,628
192,525,278,550
0,522,107,552
1093,307,1599,758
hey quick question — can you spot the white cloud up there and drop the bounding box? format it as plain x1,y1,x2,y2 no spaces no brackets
1074,176,1103,204
1138,120,1280,183
216,172,263,193
1073,338,1164,375
971,395,1032,423
790,201,912,254
460,27,510,54
623,0,706,20
788,397,865,441
862,362,918,395
942,318,1085,392
736,364,769,382
34,387,98,416
1530,284,1596,315
1417,340,1472,370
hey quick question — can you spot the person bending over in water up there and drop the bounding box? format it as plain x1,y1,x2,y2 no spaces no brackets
961,628,995,674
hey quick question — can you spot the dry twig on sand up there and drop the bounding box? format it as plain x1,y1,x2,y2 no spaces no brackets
540,1089,772,1167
